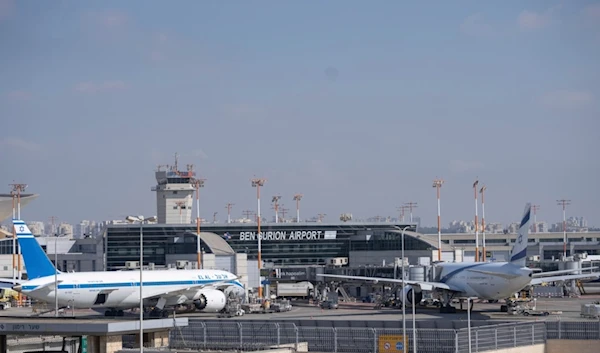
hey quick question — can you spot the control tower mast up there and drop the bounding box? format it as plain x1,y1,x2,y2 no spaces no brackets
152,153,196,224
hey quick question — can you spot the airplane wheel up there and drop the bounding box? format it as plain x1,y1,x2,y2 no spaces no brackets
500,305,508,312
117,310,124,317
162,310,169,318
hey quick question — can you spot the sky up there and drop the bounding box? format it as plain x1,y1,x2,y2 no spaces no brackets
1,0,599,227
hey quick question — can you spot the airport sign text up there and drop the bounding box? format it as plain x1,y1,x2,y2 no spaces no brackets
239,230,336,241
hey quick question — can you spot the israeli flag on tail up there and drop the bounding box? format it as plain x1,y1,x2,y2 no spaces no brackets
509,203,532,267
13,219,59,279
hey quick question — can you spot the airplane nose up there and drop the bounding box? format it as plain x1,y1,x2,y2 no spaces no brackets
12,284,22,292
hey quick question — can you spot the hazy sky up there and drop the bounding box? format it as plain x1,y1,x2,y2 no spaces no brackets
1,0,599,227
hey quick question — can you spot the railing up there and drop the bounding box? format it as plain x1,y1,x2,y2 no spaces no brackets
546,318,600,340
169,320,547,353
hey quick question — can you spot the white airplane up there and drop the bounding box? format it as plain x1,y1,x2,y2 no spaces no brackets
1,219,245,317
318,203,600,313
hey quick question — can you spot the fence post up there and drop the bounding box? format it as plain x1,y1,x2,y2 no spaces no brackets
202,322,207,349
558,317,561,340
293,323,299,351
494,328,497,350
513,326,517,348
373,328,377,353
454,330,459,353
333,327,338,353
475,329,478,353
532,324,535,345
276,323,281,346
238,322,243,350
413,327,417,353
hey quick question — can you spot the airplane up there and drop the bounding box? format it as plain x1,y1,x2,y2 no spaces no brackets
0,219,246,318
318,203,600,313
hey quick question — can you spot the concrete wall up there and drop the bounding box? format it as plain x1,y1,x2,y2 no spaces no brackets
482,344,545,353
546,339,600,353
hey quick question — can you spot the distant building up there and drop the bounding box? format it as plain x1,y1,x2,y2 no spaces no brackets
58,223,74,238
27,221,45,236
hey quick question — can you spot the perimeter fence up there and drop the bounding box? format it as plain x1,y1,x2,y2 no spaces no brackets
169,320,552,353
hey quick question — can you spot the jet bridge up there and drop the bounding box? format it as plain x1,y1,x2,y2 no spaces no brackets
0,317,188,353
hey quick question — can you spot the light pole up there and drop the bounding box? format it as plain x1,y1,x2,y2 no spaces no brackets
432,178,444,261
126,215,157,353
54,233,60,317
251,178,266,299
412,285,417,353
395,225,410,352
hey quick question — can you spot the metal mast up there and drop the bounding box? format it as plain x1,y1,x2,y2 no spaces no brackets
432,178,444,261
251,178,267,299
293,194,303,223
473,179,479,262
557,199,571,259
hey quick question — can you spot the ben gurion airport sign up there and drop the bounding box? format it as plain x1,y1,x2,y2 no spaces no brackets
237,230,337,241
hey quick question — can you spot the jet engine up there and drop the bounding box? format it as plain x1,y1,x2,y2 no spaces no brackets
193,289,227,312
400,285,423,306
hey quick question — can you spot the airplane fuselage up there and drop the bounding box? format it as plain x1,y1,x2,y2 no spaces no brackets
15,269,244,310
434,262,533,300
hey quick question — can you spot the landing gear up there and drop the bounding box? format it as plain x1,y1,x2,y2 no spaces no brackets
438,292,457,313
148,308,170,318
104,309,124,317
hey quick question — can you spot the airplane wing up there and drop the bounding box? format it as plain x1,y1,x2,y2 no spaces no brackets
532,267,599,278
316,274,460,292
530,273,600,286
142,278,239,300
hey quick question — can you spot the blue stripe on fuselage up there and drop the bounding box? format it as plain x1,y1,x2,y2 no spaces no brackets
439,263,487,283
22,279,243,291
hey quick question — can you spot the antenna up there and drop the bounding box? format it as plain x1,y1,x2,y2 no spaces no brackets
242,210,254,220
280,205,289,221
432,178,445,262
397,205,410,222
557,199,571,259
213,212,218,223
225,203,235,224
404,202,418,223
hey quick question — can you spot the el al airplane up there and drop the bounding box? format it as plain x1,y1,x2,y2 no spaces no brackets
1,220,245,317
318,203,600,313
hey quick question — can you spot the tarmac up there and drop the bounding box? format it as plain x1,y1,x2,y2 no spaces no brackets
2,292,600,323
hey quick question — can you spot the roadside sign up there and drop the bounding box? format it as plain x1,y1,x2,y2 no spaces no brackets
378,334,407,353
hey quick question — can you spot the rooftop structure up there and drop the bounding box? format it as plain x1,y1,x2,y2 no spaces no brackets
151,153,197,224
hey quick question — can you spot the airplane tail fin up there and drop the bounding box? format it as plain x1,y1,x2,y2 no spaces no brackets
509,203,531,267
13,219,58,279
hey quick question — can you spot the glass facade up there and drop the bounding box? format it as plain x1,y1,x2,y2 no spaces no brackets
105,222,420,269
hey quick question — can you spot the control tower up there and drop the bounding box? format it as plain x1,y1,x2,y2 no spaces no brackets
152,153,196,224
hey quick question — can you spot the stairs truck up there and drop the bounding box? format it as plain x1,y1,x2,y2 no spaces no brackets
276,281,314,299
0,288,19,310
